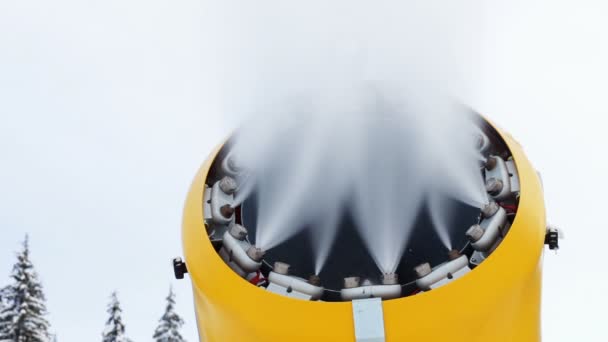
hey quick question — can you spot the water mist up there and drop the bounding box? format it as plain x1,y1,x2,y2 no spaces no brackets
200,0,486,275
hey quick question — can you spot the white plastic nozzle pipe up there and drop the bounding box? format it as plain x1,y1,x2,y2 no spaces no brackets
209,180,235,225
220,231,263,275
469,206,507,252
267,272,325,301
415,255,470,291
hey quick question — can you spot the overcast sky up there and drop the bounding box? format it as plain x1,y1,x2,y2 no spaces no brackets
0,1,606,341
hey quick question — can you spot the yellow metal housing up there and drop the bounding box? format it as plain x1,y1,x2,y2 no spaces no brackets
182,125,546,341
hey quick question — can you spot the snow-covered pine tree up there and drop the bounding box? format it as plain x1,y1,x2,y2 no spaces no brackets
101,292,132,342
152,287,185,342
0,236,51,342
0,291,4,316
0,291,5,339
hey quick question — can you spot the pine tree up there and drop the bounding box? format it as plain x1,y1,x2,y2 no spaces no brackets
0,292,5,338
101,292,131,342
152,287,185,342
0,236,51,342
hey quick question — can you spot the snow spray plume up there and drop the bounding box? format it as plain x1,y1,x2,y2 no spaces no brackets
201,0,485,274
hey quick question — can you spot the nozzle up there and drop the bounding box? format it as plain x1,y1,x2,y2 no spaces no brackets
343,276,361,289
228,224,248,240
308,275,321,286
466,224,484,242
485,156,498,171
481,201,500,218
246,246,265,262
485,178,503,196
414,263,432,279
220,204,235,219
448,249,461,260
381,273,399,285
273,261,290,275
219,176,238,195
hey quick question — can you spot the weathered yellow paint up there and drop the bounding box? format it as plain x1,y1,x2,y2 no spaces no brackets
182,125,546,341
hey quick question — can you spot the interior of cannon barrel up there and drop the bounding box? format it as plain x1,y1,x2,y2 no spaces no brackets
240,192,477,298
202,117,519,302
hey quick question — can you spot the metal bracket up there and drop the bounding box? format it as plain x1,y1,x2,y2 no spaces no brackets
545,226,561,250
173,257,188,279
352,298,386,342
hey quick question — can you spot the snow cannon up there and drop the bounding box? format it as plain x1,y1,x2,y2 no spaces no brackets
178,116,556,341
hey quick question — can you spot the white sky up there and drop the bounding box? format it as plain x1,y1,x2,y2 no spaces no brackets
0,1,606,341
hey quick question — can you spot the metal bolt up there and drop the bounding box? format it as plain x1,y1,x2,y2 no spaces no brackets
485,156,498,171
220,204,235,218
